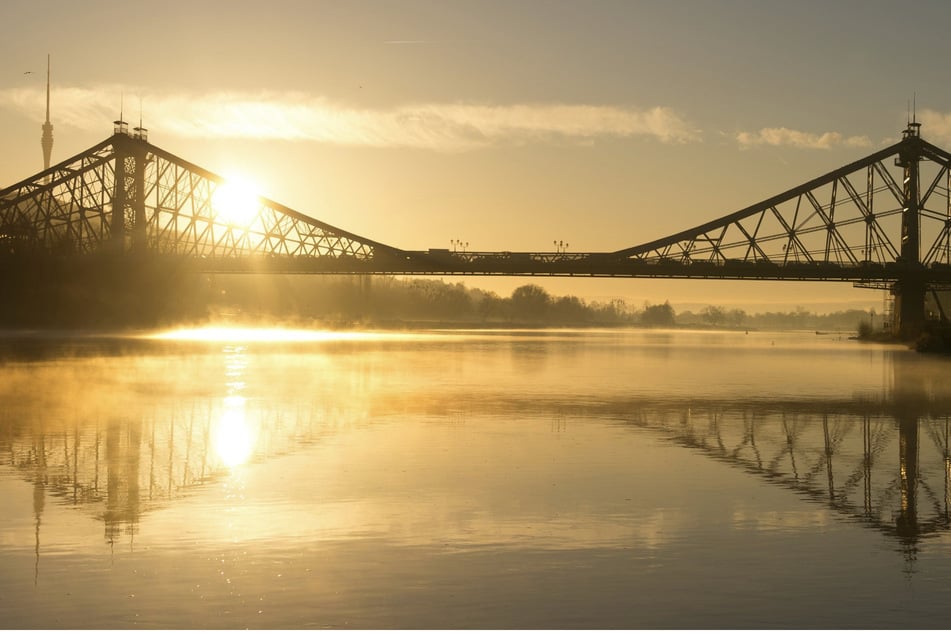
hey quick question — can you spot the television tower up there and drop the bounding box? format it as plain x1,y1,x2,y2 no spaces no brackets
40,54,53,176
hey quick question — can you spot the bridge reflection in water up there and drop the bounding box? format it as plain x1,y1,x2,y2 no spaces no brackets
612,380,951,563
0,340,948,569
0,339,371,555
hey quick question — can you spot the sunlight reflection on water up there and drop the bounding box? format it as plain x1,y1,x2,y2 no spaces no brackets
145,326,411,343
213,396,255,468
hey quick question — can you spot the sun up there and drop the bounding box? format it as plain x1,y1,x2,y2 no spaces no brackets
212,176,261,226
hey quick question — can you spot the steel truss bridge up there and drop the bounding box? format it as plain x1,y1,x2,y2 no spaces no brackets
3,121,951,334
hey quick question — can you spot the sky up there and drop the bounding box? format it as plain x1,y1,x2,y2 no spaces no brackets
3,0,951,312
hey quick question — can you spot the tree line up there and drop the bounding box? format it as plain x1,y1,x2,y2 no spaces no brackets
210,275,876,331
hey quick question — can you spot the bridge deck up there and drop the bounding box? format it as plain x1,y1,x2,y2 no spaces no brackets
184,250,951,285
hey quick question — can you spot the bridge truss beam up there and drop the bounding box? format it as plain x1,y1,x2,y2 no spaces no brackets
610,127,951,274
0,131,406,264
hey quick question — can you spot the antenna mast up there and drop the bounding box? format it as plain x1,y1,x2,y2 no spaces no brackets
40,54,54,176
114,91,128,135
45,55,50,123
133,96,148,141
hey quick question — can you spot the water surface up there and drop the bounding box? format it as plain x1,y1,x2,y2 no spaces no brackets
1,328,950,628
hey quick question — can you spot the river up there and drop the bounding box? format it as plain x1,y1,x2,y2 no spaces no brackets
1,327,950,628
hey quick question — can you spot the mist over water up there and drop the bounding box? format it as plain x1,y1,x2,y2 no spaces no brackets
0,327,949,628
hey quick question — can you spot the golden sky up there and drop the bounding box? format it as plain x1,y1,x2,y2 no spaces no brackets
3,0,951,311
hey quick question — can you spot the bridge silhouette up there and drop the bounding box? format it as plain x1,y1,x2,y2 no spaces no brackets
3,119,951,335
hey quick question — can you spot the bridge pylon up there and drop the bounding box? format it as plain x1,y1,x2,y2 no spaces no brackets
893,122,927,338
110,119,150,255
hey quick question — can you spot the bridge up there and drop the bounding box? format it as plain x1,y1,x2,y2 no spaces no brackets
3,119,951,336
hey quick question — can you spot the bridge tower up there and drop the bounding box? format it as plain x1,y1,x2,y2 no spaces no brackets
109,117,149,254
893,121,927,338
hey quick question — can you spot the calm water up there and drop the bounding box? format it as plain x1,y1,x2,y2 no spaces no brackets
1,327,951,628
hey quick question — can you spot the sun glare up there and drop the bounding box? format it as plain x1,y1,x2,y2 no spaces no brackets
212,177,261,226
149,327,379,342
213,396,256,468
145,327,445,343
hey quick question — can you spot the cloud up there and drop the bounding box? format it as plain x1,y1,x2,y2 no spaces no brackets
918,108,951,145
0,85,701,150
736,127,871,150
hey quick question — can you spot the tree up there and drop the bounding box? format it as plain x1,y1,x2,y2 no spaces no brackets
550,295,588,324
701,305,726,326
475,290,508,321
641,301,675,327
511,284,551,321
726,308,747,327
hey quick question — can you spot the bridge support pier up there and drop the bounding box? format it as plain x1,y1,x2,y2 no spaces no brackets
892,277,927,340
